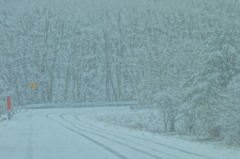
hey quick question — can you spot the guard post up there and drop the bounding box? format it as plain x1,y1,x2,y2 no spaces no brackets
7,96,11,120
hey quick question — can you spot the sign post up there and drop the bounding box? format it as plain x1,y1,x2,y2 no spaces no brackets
7,96,11,120
28,81,36,109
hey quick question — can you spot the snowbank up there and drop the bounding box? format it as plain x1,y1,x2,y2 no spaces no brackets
96,109,165,134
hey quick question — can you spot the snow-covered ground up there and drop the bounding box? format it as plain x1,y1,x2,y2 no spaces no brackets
96,109,164,133
0,107,239,159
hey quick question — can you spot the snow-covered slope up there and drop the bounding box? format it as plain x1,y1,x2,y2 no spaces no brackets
0,107,239,159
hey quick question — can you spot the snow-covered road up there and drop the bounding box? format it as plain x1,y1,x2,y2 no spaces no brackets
0,107,239,159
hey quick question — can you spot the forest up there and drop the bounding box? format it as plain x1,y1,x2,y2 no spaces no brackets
0,0,240,145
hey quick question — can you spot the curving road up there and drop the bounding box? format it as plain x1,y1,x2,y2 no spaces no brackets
0,107,237,159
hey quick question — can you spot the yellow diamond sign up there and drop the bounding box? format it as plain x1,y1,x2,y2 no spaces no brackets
29,82,36,89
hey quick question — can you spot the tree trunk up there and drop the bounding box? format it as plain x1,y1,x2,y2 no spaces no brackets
169,118,176,132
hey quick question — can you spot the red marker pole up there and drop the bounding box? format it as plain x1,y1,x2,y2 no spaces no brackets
7,96,11,119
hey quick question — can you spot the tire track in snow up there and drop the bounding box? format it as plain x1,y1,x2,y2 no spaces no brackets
74,114,214,159
46,113,129,159
72,114,183,159
60,113,165,159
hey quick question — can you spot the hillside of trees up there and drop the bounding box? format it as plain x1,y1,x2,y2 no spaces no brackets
0,0,240,145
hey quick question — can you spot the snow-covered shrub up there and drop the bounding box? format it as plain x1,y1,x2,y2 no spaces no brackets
96,109,165,133
220,75,240,145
